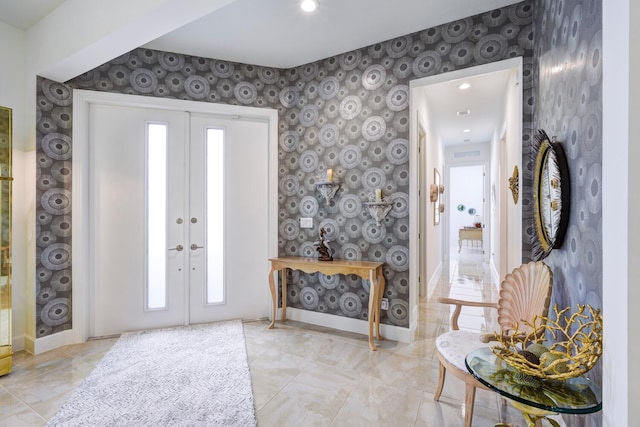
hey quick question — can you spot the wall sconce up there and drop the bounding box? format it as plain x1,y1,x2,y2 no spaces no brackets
429,184,438,202
364,190,392,226
316,168,340,203
509,165,519,204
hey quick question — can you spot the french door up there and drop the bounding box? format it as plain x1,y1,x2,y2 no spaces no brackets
88,103,270,337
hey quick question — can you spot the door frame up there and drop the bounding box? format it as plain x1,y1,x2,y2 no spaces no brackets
71,90,278,343
409,57,523,338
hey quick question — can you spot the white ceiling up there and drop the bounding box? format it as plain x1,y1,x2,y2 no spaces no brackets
422,69,513,146
0,0,67,30
0,0,520,146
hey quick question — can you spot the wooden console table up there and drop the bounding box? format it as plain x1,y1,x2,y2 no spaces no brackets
458,227,483,252
268,256,385,351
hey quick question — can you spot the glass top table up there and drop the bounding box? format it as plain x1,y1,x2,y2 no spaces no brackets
466,347,601,425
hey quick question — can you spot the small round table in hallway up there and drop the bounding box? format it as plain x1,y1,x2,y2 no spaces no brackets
465,347,602,427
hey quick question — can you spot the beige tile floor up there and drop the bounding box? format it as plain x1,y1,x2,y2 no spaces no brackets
0,249,536,426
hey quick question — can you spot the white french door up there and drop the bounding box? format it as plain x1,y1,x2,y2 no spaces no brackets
87,103,270,337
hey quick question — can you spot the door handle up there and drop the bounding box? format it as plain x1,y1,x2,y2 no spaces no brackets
169,244,184,252
190,244,204,250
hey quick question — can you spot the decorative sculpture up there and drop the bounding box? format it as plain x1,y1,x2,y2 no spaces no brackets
314,227,333,261
509,165,519,205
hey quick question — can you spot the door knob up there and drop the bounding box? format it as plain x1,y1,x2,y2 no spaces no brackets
191,217,198,224
190,244,204,250
169,244,184,251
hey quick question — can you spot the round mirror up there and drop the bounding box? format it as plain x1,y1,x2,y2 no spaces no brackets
533,130,570,260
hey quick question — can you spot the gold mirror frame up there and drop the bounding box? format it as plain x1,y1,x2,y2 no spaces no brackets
533,130,570,260
0,106,12,376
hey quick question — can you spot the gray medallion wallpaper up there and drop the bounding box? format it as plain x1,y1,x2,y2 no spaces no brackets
532,1,603,423
35,1,536,337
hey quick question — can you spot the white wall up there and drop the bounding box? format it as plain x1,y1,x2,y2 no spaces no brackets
489,124,504,279
503,68,522,273
0,22,28,351
602,0,639,425
422,97,445,287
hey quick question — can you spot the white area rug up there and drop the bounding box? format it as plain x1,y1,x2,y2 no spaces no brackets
47,321,257,427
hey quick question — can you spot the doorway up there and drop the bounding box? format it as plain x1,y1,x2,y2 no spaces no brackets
409,57,523,335
448,165,486,259
72,91,278,339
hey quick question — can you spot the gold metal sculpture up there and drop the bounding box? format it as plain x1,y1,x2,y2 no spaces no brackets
491,304,603,381
0,106,12,376
508,165,519,204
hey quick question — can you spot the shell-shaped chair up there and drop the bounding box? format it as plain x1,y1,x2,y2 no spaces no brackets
434,261,553,427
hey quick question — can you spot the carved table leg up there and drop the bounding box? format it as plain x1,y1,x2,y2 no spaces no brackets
367,269,378,351
281,268,287,322
376,267,385,340
268,264,277,329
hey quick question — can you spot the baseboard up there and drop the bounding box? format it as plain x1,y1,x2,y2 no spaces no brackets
426,262,443,300
12,334,26,352
31,329,83,355
280,307,412,344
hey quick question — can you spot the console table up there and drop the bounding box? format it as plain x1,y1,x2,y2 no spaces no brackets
459,227,483,252
267,256,385,351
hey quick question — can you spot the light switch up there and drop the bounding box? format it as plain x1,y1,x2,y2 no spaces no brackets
300,217,313,229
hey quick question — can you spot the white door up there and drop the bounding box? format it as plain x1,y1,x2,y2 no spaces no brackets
88,103,269,337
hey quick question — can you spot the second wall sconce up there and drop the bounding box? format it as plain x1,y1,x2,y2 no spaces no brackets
364,189,392,226
316,168,340,203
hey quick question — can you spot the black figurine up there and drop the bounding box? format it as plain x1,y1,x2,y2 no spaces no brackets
314,227,333,261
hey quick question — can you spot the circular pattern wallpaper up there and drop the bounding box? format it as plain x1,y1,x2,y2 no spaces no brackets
35,2,536,336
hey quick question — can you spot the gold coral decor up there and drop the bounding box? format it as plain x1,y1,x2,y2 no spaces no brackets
491,304,603,381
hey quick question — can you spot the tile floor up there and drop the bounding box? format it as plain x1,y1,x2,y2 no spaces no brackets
0,249,546,426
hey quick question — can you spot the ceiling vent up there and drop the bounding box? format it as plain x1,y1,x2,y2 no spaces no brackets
456,110,470,116
454,150,481,158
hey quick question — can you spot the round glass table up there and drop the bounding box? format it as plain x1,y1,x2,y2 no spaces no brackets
465,347,602,427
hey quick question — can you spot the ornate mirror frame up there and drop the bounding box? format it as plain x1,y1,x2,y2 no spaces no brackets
532,130,570,260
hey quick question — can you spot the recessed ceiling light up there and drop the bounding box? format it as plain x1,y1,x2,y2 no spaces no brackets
463,129,472,133
458,82,471,90
301,0,318,12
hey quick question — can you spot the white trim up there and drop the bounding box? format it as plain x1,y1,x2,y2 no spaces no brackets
426,261,442,301
33,90,279,353
30,329,76,354
11,334,26,353
280,307,413,344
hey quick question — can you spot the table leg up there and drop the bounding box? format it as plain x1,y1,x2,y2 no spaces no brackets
367,269,377,351
268,265,277,329
376,267,385,340
509,401,561,427
281,268,288,322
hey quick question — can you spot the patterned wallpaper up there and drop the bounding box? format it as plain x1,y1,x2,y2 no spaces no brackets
532,1,602,426
34,2,535,337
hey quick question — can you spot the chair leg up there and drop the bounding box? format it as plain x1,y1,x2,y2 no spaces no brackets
464,382,476,427
434,361,446,401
